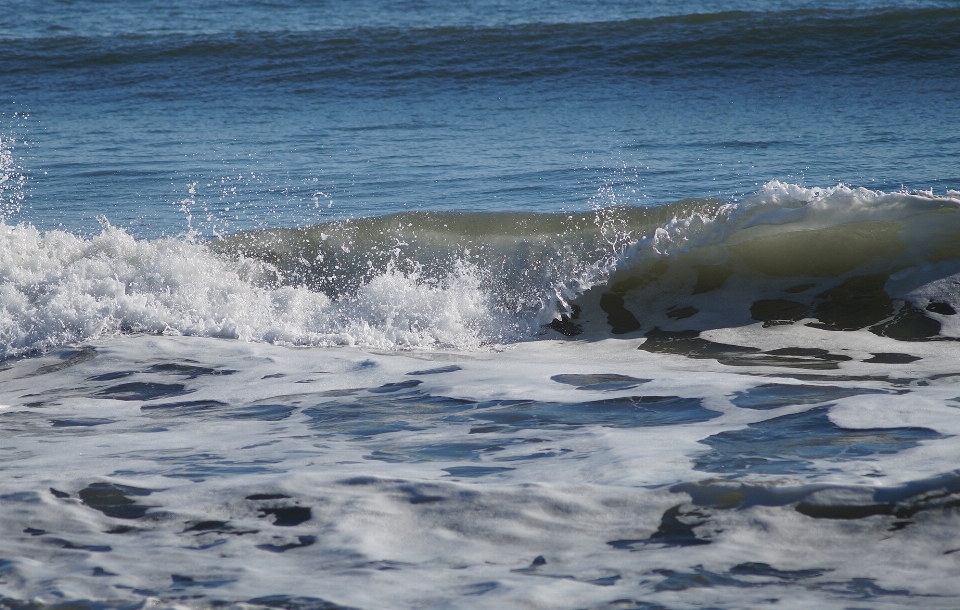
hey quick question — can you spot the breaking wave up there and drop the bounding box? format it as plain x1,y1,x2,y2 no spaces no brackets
3,181,960,358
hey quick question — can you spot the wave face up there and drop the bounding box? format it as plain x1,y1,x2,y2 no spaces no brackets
4,182,960,357
578,183,960,342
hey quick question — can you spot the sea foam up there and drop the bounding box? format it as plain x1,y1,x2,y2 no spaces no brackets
0,222,515,358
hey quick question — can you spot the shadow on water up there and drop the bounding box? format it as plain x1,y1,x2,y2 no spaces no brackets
23,347,98,378
94,382,194,401
78,482,156,520
140,400,229,417
219,404,297,421
550,373,651,391
608,505,711,550
50,418,115,427
246,595,359,610
147,362,238,379
406,365,462,375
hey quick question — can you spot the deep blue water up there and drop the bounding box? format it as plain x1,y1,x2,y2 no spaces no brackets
2,0,960,238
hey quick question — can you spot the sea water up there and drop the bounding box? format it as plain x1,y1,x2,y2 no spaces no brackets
3,1,960,608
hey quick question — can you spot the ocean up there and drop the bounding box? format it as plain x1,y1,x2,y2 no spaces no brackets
2,1,960,608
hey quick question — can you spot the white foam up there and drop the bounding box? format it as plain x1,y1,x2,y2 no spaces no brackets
829,392,960,433
0,222,523,358
4,335,960,607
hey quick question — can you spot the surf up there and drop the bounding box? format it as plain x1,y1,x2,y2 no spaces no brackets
3,181,960,359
